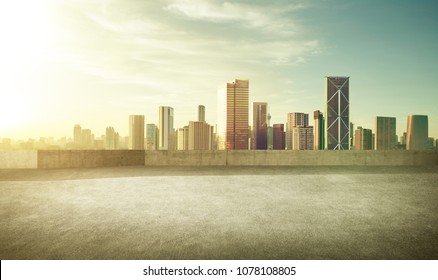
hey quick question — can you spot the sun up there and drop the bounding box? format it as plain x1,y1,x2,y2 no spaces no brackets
0,0,51,135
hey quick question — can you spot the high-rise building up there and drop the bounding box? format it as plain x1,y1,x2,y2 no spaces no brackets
313,110,324,150
188,121,213,150
252,102,268,150
198,105,205,122
146,124,157,150
426,137,434,150
81,129,93,149
354,126,373,150
286,113,313,150
406,115,428,150
374,116,397,150
217,79,249,150
129,115,145,150
73,124,82,148
159,106,174,150
324,76,350,150
273,124,285,150
267,113,273,150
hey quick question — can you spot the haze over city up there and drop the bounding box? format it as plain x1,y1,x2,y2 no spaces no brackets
0,0,437,140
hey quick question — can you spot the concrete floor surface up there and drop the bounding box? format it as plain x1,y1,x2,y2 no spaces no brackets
0,166,437,259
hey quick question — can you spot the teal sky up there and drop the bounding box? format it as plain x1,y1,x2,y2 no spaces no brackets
0,0,437,139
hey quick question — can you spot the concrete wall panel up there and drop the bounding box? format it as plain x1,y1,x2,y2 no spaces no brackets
0,150,38,168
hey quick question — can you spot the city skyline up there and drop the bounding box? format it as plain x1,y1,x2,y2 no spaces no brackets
0,0,437,139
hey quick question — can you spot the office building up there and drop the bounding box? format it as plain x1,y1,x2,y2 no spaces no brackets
252,102,268,150
406,115,428,150
188,121,213,150
286,113,313,150
177,126,189,150
374,116,397,150
354,126,373,150
129,115,145,150
313,110,324,150
217,79,249,150
273,124,285,150
146,124,157,150
159,106,174,150
324,76,350,150
198,105,205,122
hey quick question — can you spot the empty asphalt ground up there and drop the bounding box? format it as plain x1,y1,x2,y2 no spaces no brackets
0,166,437,259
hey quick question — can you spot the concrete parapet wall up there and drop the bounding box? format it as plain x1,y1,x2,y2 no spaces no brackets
0,150,38,168
37,150,145,168
1,150,437,169
145,150,438,166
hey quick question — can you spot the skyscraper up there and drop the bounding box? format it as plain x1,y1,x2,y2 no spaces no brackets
217,79,249,150
324,76,350,150
286,113,313,150
374,116,397,150
159,106,174,150
198,105,205,122
252,102,268,150
406,115,428,150
313,110,324,150
129,115,145,150
354,126,373,150
273,124,285,150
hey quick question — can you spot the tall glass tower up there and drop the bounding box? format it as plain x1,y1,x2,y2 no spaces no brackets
406,115,428,150
217,79,249,150
324,76,350,150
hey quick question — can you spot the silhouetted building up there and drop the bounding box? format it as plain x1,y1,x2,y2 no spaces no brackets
354,126,373,150
273,124,285,150
129,115,145,150
252,102,268,150
374,116,397,150
198,105,205,122
406,115,428,150
159,106,174,150
313,110,324,150
324,76,350,150
426,137,434,150
217,79,249,150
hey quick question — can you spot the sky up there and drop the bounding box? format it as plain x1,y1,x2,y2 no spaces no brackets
0,0,437,140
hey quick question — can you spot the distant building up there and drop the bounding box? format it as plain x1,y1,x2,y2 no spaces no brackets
81,129,93,149
252,102,268,150
273,124,285,150
159,106,174,150
426,137,434,150
406,115,428,150
188,121,213,150
105,127,117,150
313,110,324,150
177,126,189,150
374,116,397,150
286,113,313,150
324,76,350,150
217,79,249,150
129,115,145,150
198,105,205,122
73,124,82,148
146,124,157,150
354,126,373,150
